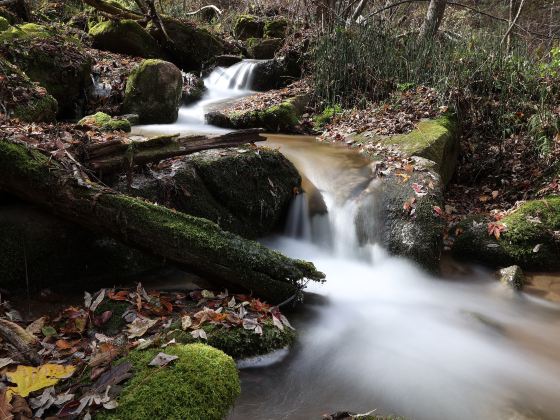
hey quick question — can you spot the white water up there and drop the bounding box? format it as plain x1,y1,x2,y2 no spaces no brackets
131,62,560,420
228,136,560,420
134,60,261,136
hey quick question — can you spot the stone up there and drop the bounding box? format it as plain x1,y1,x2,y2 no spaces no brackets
499,265,525,290
233,14,264,40
112,146,301,239
123,59,183,124
246,37,283,59
0,56,58,122
77,112,131,132
89,19,165,59
264,17,288,39
0,23,92,119
453,197,560,271
181,72,206,104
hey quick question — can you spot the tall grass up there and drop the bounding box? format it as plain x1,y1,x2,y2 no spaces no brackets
312,24,560,139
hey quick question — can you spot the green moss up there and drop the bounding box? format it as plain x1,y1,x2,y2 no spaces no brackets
233,14,264,40
94,300,130,335
379,116,458,184
313,104,342,128
264,18,288,39
89,19,164,58
78,112,131,132
453,197,560,270
260,101,299,130
98,344,240,420
168,320,296,359
13,94,58,123
0,16,10,31
246,37,283,59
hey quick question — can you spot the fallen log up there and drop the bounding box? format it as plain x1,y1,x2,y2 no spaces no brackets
0,140,325,303
87,128,265,175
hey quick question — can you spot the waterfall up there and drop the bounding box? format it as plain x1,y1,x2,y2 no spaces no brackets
134,60,262,135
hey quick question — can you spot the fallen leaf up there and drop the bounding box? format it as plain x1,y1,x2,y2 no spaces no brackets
190,329,207,340
0,388,13,420
148,353,178,367
272,315,284,331
126,317,157,339
7,364,76,398
181,315,192,330
0,358,16,369
26,317,47,336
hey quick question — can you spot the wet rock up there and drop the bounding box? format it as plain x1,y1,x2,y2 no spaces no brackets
499,265,525,291
233,14,264,40
112,146,301,239
123,59,183,124
0,23,92,119
0,55,58,122
206,95,308,133
453,197,560,271
246,37,283,59
0,205,160,291
251,58,288,91
181,72,206,104
201,54,243,77
149,17,224,71
89,19,165,59
77,112,131,132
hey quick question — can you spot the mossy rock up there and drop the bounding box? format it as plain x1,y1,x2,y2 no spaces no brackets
0,23,92,119
98,344,240,420
148,17,224,71
206,96,307,133
264,18,288,39
167,320,295,359
182,72,206,104
498,265,525,291
113,146,301,239
453,197,560,271
0,16,10,31
123,59,182,124
0,56,58,122
89,19,165,59
77,112,131,132
0,205,161,291
246,37,283,59
233,14,264,40
376,116,458,185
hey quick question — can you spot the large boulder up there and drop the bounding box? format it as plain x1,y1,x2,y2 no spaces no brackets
452,197,560,271
0,23,92,119
251,58,289,91
353,116,459,271
0,204,160,291
148,17,224,71
122,59,182,124
0,55,58,122
264,17,288,39
233,14,264,40
246,37,283,59
89,19,166,59
113,146,301,239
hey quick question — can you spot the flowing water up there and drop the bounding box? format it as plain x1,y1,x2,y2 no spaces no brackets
137,61,560,420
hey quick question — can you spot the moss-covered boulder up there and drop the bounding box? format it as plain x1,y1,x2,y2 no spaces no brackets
181,72,206,104
246,37,283,59
0,23,92,119
89,19,165,59
0,16,10,31
452,197,560,271
148,17,224,71
374,116,459,185
0,56,58,122
113,146,301,239
264,18,288,39
99,344,240,420
233,14,264,40
206,96,307,132
77,112,131,132
123,59,182,124
0,204,160,291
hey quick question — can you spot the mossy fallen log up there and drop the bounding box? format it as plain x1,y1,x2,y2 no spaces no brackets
0,140,325,302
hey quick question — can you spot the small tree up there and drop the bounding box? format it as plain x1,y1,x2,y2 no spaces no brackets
419,0,447,39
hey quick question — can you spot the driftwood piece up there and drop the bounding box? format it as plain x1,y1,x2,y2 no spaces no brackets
0,319,41,365
86,128,266,174
0,140,324,303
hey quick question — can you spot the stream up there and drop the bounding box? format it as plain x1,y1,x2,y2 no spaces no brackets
135,61,560,420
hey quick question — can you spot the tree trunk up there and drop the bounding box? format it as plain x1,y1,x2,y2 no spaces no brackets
86,129,265,175
419,0,447,40
0,140,325,303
